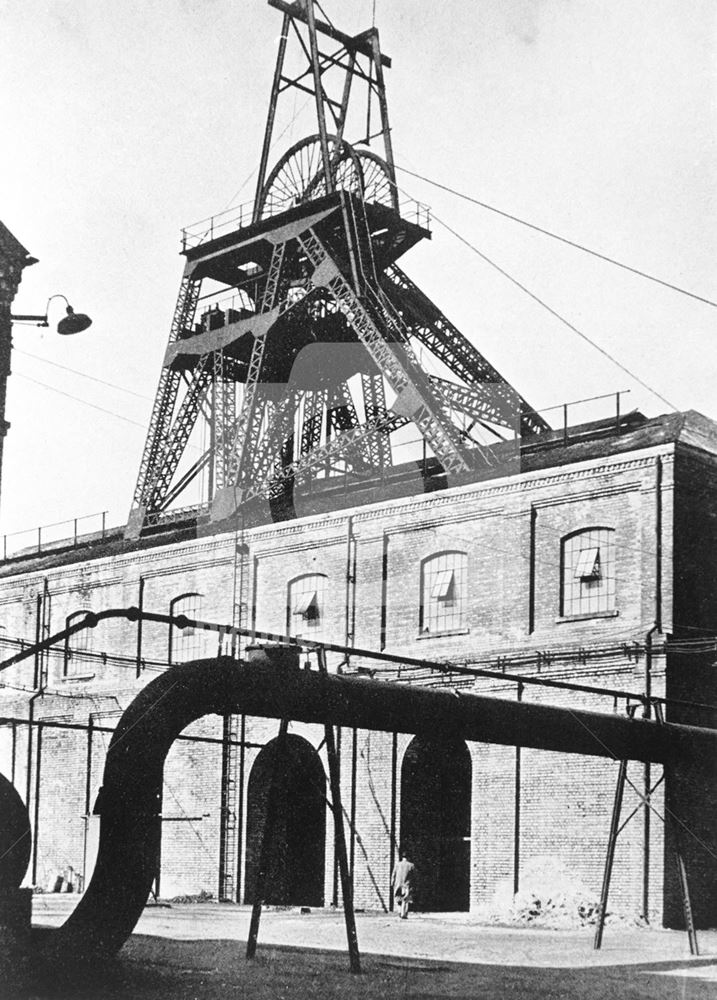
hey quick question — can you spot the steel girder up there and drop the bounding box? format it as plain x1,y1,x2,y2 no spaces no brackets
382,264,550,437
211,350,236,492
127,204,548,533
227,242,287,487
126,273,203,537
361,371,392,468
299,227,478,478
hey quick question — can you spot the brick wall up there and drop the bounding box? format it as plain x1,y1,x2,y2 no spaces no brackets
0,432,714,928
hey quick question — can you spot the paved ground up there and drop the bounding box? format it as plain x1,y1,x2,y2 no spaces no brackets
28,896,717,999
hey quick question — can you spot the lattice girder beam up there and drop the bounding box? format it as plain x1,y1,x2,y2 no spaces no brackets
246,388,302,488
360,372,391,468
212,351,237,492
327,383,373,473
160,403,246,513
143,357,215,512
429,376,518,431
382,264,549,436
300,389,327,455
243,410,407,506
298,227,478,478
227,242,288,485
127,272,203,537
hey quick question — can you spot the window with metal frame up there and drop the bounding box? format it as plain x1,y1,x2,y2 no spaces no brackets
64,608,94,677
171,593,204,662
288,574,327,635
420,551,467,634
561,528,616,617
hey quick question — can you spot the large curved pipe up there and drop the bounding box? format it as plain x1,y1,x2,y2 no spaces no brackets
43,652,717,961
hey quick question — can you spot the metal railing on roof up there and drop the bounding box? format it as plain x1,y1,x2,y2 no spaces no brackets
180,191,431,252
1,511,110,562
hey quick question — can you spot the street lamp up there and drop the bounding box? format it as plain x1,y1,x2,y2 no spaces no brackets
11,293,92,335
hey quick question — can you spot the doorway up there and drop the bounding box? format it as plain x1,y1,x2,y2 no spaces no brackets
400,735,472,911
244,733,326,906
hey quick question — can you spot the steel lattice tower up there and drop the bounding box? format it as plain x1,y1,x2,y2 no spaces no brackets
126,0,548,539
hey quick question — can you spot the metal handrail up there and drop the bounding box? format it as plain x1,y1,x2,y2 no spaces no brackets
1,511,109,561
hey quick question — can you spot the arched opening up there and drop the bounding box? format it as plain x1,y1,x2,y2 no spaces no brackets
400,736,472,911
244,733,326,906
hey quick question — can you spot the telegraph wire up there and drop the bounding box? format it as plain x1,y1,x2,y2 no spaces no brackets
15,350,153,402
15,374,149,430
431,212,678,412
395,163,717,310
389,171,679,409
14,374,202,453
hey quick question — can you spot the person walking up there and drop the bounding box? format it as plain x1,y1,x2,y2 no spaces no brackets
391,847,415,919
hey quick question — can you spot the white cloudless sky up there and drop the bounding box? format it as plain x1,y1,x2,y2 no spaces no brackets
1,0,715,538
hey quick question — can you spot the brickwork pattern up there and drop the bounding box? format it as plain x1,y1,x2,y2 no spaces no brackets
0,434,714,928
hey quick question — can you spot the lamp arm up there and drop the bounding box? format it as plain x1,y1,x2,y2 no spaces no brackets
8,315,49,327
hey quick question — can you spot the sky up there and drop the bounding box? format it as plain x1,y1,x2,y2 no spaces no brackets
1,0,715,540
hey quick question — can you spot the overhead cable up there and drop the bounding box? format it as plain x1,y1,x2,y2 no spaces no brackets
16,374,149,430
16,350,152,402
431,213,678,411
395,163,717,309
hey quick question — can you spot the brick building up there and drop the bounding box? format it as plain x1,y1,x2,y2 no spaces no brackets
0,222,37,508
1,406,716,927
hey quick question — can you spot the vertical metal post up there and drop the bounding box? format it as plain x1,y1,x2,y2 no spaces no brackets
528,506,536,635
25,703,34,808
350,727,358,880
673,841,699,955
513,682,523,895
154,783,164,901
31,721,43,885
82,715,94,891
389,730,397,911
11,720,16,784
369,31,398,200
380,534,389,651
642,629,655,923
246,718,290,961
237,714,246,903
562,403,569,445
304,0,334,191
73,518,78,547
253,12,290,220
318,648,361,973
40,578,50,690
594,757,629,949
136,576,145,677
208,381,216,503
615,391,621,435
336,52,355,146
33,593,42,689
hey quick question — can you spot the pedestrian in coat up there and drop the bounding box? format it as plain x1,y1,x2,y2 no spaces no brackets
391,848,415,919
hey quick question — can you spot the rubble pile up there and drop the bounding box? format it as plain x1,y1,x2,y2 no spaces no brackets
479,857,644,930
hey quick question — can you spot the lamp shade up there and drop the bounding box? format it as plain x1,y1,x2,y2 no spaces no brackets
57,305,92,335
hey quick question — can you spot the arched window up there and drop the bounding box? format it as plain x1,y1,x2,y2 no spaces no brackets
169,592,204,663
561,527,616,617
64,609,94,677
287,574,327,636
419,551,468,635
